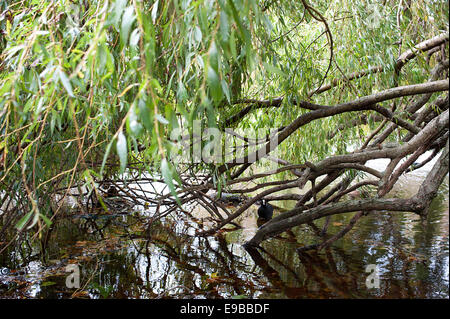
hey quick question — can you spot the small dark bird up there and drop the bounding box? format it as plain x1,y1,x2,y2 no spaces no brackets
257,199,273,220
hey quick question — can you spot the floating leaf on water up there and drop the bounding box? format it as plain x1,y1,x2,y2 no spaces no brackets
71,290,89,298
41,281,57,287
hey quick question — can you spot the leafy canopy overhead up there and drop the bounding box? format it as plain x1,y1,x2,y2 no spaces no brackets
0,0,448,229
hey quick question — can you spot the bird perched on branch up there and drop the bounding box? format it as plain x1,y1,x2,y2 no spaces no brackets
257,199,273,220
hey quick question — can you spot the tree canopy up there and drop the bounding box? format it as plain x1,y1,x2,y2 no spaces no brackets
0,0,448,248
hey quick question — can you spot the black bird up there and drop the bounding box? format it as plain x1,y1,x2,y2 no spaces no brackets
257,199,273,220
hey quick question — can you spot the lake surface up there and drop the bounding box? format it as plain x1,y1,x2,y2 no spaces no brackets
0,162,448,299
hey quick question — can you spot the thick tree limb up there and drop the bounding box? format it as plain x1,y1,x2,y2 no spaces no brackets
243,110,449,246
413,140,449,216
225,34,449,128
244,197,415,247
396,33,449,70
310,33,449,96
219,80,448,174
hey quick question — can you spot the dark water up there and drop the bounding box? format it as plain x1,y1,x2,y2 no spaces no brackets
0,181,448,299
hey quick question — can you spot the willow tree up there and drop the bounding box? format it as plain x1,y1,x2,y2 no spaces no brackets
0,0,448,250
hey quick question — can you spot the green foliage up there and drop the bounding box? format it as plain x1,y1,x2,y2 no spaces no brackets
0,0,448,230
90,282,114,298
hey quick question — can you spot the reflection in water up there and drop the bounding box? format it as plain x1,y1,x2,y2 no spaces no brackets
0,177,448,299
